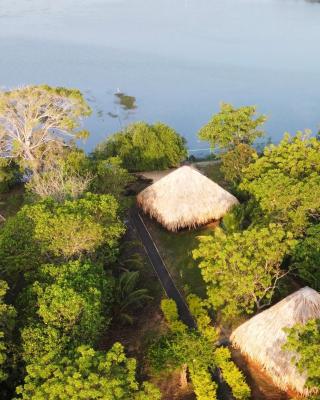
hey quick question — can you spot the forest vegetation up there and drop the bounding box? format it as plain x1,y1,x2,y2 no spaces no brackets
0,86,319,399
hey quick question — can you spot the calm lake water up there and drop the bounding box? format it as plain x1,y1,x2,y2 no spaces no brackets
0,0,320,154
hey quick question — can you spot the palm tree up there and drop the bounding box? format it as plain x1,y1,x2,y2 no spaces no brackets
113,270,152,324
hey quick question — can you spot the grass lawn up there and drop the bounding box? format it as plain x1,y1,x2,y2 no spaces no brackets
144,216,213,297
194,160,230,191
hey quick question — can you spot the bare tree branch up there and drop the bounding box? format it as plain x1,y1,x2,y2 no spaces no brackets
0,85,91,171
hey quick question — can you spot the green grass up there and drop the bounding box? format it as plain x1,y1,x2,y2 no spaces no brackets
144,217,213,297
195,161,230,190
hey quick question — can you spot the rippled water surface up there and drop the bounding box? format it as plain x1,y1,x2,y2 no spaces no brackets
0,0,320,152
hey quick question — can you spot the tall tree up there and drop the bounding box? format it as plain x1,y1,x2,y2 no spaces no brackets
293,224,320,290
0,280,16,383
24,193,125,260
149,300,219,400
220,143,257,186
0,208,41,282
16,343,161,400
0,85,91,171
198,103,266,151
0,193,124,282
187,294,250,399
20,260,114,364
89,156,134,200
193,225,296,318
0,158,21,193
149,298,250,400
240,132,320,235
94,121,187,172
283,318,320,393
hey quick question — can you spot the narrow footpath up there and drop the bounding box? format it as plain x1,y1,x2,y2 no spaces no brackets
129,206,196,328
129,206,234,400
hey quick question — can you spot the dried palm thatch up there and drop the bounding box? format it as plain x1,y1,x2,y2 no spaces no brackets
230,287,320,396
137,165,238,231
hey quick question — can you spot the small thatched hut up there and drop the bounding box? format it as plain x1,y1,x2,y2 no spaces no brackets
231,287,320,396
137,165,238,231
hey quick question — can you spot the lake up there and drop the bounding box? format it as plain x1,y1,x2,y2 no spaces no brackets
0,0,320,154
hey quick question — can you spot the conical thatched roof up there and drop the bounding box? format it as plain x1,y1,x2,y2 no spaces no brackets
137,166,238,231
230,287,320,396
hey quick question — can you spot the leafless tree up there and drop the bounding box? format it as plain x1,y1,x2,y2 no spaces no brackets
26,162,94,202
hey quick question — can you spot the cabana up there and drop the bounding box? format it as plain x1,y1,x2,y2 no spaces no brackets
231,287,320,396
137,165,238,231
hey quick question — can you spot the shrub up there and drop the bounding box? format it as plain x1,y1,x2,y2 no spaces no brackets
94,122,187,172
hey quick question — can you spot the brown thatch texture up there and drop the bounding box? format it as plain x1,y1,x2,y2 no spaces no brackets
230,287,320,396
137,165,238,231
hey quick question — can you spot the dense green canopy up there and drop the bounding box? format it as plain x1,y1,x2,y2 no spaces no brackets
284,318,320,393
198,103,266,150
94,121,187,171
193,225,296,318
0,281,16,383
293,224,320,290
149,298,250,400
16,344,161,400
21,261,113,363
2,84,320,399
241,132,320,234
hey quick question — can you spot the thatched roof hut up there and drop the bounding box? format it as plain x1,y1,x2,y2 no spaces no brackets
137,165,238,231
230,287,320,396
